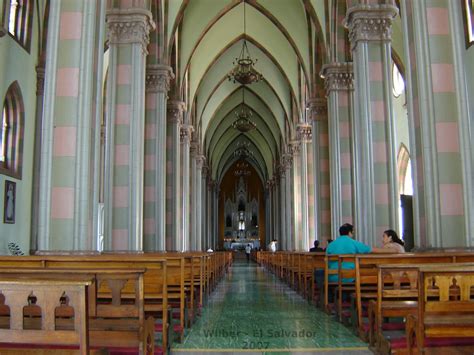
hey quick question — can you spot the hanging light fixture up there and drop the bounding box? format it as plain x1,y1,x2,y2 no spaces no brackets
227,0,263,85
232,88,256,133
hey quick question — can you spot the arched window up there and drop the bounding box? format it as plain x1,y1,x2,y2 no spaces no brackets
392,62,405,98
1,82,24,178
397,144,412,195
2,0,33,50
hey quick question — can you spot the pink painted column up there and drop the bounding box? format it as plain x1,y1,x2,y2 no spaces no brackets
344,1,399,245
38,1,106,251
103,3,154,251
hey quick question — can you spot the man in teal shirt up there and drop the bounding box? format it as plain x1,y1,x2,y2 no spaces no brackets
326,223,394,282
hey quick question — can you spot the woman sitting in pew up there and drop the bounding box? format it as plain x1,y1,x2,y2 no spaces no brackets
382,229,405,253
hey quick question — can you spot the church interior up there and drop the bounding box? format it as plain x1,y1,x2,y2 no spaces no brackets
0,0,473,353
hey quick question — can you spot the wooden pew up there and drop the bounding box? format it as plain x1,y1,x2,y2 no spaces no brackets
0,255,169,352
353,253,474,336
0,278,91,354
0,268,155,354
406,264,474,354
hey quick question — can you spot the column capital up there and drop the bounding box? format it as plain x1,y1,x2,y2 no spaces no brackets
202,162,209,176
146,64,174,93
344,3,398,50
180,124,194,144
167,100,186,124
283,153,293,169
297,123,312,142
320,62,354,94
36,65,45,96
196,155,206,169
289,141,301,157
106,8,155,54
306,98,327,122
265,179,275,190
278,163,286,177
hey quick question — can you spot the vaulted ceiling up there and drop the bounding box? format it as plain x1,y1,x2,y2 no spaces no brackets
163,0,328,184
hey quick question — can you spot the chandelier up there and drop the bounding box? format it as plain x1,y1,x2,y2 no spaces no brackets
232,89,256,133
227,0,263,85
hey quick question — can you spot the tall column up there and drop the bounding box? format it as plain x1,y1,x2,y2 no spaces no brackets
190,143,198,250
195,155,205,251
401,0,473,247
289,141,302,250
272,176,280,246
31,65,45,252
180,124,193,251
213,183,220,249
208,179,216,249
344,2,399,244
308,98,330,243
320,63,355,240
265,182,271,248
144,64,173,251
38,1,106,251
201,164,209,250
103,4,154,251
297,124,312,251
167,101,184,251
284,153,293,250
279,163,287,250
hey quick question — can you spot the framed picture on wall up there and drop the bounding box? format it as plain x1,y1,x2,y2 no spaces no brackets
464,0,474,48
4,180,16,224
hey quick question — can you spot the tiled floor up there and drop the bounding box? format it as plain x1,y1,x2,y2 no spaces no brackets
172,259,371,354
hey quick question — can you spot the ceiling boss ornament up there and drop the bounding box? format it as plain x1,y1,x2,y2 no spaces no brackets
227,0,263,85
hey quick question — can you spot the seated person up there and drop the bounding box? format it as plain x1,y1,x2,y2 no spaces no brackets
309,240,325,252
382,229,405,253
326,223,396,282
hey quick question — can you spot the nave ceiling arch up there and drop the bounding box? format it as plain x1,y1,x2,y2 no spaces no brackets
163,0,327,183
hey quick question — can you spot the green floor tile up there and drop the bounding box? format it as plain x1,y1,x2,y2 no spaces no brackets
171,260,370,354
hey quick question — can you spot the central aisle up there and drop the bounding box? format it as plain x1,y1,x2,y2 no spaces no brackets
173,259,371,354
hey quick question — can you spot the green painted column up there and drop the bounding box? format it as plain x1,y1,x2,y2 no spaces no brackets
290,141,301,251
166,100,184,251
103,4,154,251
278,162,287,250
284,152,293,250
320,63,355,240
180,124,193,251
38,0,106,251
308,98,331,245
144,64,173,251
401,0,473,247
344,2,399,245
297,124,312,251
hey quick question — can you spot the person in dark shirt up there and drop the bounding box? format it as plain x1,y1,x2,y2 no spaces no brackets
309,240,324,252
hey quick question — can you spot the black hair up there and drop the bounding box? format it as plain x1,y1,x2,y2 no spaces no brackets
313,240,319,247
339,223,353,236
384,229,404,246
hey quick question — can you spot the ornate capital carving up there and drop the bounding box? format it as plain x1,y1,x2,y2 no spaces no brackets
167,100,186,124
320,62,354,94
196,155,206,169
283,153,293,169
344,4,398,50
297,123,312,142
289,141,300,157
106,8,155,54
278,163,286,177
146,64,174,93
36,66,45,96
306,98,327,122
180,124,194,144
